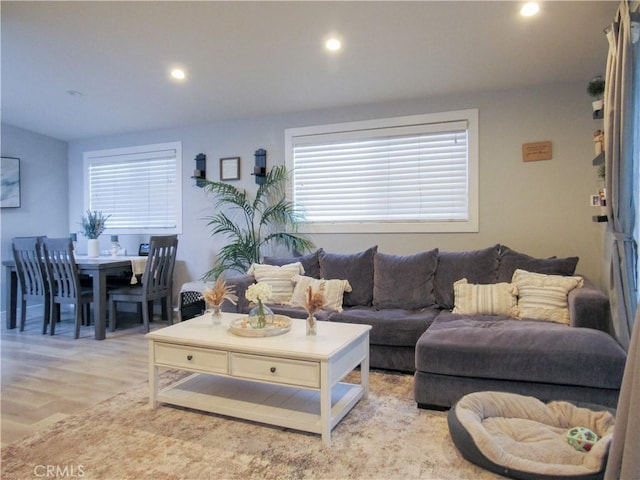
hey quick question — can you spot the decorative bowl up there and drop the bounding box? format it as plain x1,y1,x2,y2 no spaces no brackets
228,315,292,337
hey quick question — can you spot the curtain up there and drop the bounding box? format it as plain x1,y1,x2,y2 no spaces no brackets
604,0,638,350
605,304,640,479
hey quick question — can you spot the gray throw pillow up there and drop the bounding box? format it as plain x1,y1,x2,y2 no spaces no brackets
433,245,500,310
264,249,323,279
373,249,439,309
319,246,377,307
496,245,579,283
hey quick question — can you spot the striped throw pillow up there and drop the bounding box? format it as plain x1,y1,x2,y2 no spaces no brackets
247,262,304,304
452,278,519,317
512,269,584,324
289,275,352,312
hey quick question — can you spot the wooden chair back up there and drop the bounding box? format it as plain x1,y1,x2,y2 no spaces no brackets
12,236,47,299
42,237,81,301
142,235,178,297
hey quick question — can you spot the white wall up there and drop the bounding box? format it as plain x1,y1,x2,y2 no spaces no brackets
0,124,69,309
67,81,606,300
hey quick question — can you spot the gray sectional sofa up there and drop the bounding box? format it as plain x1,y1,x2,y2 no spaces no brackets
225,244,627,409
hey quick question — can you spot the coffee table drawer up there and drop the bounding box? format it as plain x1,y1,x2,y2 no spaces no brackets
154,342,228,374
230,353,320,388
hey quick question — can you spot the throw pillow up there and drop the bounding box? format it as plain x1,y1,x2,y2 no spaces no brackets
497,245,579,283
372,249,439,309
289,275,352,312
246,262,304,304
512,269,584,325
433,245,500,310
452,278,518,317
264,249,323,279
319,246,377,307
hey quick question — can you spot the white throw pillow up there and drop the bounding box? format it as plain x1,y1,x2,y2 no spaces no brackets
452,278,519,317
512,269,584,325
247,262,304,304
289,275,352,312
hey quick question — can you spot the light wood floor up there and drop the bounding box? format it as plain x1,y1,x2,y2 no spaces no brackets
1,304,172,447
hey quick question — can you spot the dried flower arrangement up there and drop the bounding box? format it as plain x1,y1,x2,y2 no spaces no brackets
202,277,238,308
304,285,325,316
304,284,325,335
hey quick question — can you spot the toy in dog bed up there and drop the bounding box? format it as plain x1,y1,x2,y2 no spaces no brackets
448,391,615,480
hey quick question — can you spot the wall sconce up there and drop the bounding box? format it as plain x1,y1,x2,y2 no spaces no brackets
252,148,267,185
191,153,206,187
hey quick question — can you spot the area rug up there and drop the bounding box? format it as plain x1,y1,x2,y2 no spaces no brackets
2,370,502,480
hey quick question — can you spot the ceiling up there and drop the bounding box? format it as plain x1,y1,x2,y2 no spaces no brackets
1,1,616,142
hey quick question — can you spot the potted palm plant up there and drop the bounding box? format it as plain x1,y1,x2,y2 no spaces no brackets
81,210,110,257
201,165,314,279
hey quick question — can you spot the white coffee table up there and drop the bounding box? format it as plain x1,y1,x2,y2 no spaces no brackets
146,312,371,445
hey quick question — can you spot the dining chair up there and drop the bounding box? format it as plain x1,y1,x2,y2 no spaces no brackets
11,236,50,333
109,235,178,332
42,237,94,338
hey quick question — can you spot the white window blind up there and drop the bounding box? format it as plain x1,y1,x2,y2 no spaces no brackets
285,110,478,233
83,142,182,234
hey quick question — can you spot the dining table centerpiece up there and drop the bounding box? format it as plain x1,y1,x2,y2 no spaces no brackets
80,210,111,258
245,282,273,328
202,277,238,325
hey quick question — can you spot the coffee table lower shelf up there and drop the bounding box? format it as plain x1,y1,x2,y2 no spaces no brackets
157,372,364,440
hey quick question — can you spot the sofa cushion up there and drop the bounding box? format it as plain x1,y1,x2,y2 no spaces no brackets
246,262,304,304
415,313,626,390
373,249,438,309
452,279,518,318
264,249,323,279
497,246,579,283
329,306,440,346
289,274,352,312
319,246,377,307
512,269,584,325
434,245,500,310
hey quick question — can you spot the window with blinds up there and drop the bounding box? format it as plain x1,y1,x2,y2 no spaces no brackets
285,110,478,233
83,141,182,234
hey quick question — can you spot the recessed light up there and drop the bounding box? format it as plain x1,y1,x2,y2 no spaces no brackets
325,38,342,52
520,2,540,17
170,68,186,80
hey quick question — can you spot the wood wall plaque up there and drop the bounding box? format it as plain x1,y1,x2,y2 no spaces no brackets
522,141,552,162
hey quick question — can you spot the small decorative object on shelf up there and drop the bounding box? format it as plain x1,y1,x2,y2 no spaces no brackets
110,235,120,257
245,282,273,328
70,233,77,251
303,285,325,336
587,75,605,119
202,277,238,325
593,129,604,155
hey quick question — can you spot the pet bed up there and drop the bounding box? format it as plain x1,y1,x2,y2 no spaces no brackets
448,391,615,480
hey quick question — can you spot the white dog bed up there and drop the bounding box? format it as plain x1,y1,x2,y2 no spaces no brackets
448,391,615,480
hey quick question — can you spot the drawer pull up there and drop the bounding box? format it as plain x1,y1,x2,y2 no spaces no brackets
187,355,193,361
270,367,276,373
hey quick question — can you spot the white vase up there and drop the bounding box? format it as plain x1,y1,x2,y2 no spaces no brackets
87,239,100,258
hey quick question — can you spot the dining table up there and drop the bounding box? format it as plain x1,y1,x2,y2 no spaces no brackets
3,255,147,340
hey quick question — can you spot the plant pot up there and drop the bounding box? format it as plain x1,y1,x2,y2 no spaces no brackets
87,239,100,258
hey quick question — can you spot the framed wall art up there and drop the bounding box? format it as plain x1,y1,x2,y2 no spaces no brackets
220,156,240,181
1,157,21,208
